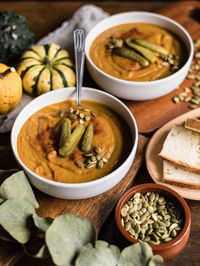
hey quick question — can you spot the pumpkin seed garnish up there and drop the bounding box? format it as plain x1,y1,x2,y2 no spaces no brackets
81,108,90,112
94,146,101,153
102,158,108,163
189,104,198,109
75,160,84,168
97,160,104,169
74,109,79,115
67,113,77,120
79,113,85,119
86,163,96,169
91,112,96,117
67,107,73,113
96,154,102,161
83,153,93,157
172,96,179,103
85,115,91,121
79,119,84,124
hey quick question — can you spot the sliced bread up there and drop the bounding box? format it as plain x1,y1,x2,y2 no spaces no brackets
163,161,200,188
185,117,200,133
159,125,200,174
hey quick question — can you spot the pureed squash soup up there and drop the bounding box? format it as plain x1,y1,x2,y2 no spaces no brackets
17,100,132,183
89,23,188,82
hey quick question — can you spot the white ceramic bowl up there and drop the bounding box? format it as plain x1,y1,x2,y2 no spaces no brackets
11,87,138,199
85,11,194,101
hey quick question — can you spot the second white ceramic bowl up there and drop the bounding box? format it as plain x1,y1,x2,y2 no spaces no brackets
11,87,138,199
85,12,194,101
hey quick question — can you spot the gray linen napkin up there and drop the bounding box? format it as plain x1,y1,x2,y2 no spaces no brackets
0,4,109,133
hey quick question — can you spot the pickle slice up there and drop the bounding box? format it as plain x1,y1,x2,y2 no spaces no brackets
59,124,85,157
59,118,71,148
81,123,93,152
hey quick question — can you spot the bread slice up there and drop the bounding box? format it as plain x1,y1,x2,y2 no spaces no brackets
185,117,200,133
163,161,200,188
159,125,200,174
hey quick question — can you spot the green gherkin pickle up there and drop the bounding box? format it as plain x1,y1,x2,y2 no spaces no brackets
133,38,169,56
81,123,93,152
59,124,85,157
125,38,157,63
59,118,71,148
113,46,149,67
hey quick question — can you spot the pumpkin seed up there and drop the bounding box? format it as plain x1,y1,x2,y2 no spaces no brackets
74,109,79,115
189,104,198,109
96,154,102,161
173,96,180,103
125,222,131,231
102,158,108,163
97,160,104,169
91,112,96,117
67,113,77,120
86,163,95,169
67,107,73,113
83,153,93,157
75,160,84,168
79,113,85,119
79,119,84,124
85,115,91,121
121,207,127,217
81,108,90,112
170,229,177,238
94,146,101,153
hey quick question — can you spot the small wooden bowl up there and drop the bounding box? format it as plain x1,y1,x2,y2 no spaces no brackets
115,183,191,260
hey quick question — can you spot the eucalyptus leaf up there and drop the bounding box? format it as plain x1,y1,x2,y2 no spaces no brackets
0,169,18,184
117,242,154,266
0,170,39,209
46,214,96,266
148,255,164,266
32,213,53,232
0,199,35,244
75,240,120,266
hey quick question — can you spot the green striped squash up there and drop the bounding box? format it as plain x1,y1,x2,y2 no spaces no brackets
17,43,76,96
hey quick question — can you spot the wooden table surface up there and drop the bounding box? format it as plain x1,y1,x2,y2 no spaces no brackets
0,1,200,265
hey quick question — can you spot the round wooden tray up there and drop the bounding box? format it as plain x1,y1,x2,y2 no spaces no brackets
146,107,200,200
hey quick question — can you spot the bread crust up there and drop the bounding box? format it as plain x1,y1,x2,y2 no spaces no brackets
185,118,200,133
159,153,200,174
163,177,200,189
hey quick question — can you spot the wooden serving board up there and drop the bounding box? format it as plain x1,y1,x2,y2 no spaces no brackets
0,134,148,266
123,1,200,134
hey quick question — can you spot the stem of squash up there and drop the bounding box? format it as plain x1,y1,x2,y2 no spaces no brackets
0,67,15,79
44,56,52,67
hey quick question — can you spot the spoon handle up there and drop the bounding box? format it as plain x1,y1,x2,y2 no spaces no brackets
74,28,86,107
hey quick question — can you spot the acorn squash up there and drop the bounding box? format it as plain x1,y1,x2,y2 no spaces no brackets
0,63,22,114
0,11,33,64
17,43,76,96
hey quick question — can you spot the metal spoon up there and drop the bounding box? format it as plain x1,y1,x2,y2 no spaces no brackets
74,28,86,107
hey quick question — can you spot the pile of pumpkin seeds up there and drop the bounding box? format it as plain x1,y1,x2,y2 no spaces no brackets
161,54,180,71
76,146,108,169
172,39,200,109
66,107,96,124
121,192,183,245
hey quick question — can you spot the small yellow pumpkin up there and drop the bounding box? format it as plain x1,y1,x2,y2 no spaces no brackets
0,63,22,115
17,43,76,96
